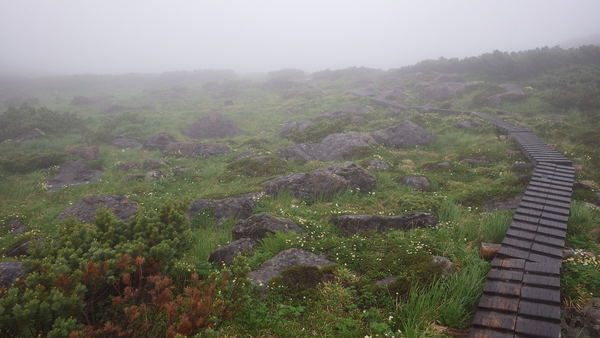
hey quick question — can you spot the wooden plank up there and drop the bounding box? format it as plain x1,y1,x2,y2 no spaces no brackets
492,258,526,269
502,237,533,250
510,221,538,233
524,262,560,275
539,212,569,223
535,226,566,239
472,310,517,331
488,269,524,282
499,246,531,259
520,286,560,303
469,328,514,338
530,243,563,257
518,301,561,320
515,207,542,217
527,253,563,264
533,234,565,247
484,281,522,297
541,205,570,216
478,294,520,312
506,228,535,240
538,218,567,230
522,273,561,288
514,317,560,338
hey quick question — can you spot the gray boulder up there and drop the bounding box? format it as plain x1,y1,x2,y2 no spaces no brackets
57,195,139,223
232,213,304,240
143,133,177,151
183,112,242,139
264,162,375,200
248,248,334,286
0,262,26,288
331,213,437,236
208,238,258,265
400,176,431,191
370,121,435,147
278,132,376,162
112,136,141,149
186,193,261,223
162,142,230,158
47,160,102,192
433,256,454,276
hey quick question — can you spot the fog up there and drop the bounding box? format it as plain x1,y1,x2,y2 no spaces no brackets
1,0,600,75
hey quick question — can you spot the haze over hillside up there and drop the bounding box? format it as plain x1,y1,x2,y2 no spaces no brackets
1,0,600,76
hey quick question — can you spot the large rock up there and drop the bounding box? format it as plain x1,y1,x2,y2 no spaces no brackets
142,133,177,151
370,121,436,147
278,133,376,162
248,248,334,286
6,237,42,257
399,176,431,191
162,142,230,158
183,112,242,139
57,195,139,223
562,298,600,338
366,158,390,171
68,146,99,160
264,162,375,200
0,262,26,288
47,160,102,192
112,136,141,149
208,238,258,265
232,213,304,240
331,213,437,235
186,193,261,223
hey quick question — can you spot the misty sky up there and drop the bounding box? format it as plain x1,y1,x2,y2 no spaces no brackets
1,0,600,75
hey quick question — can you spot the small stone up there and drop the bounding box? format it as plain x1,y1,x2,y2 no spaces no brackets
145,170,165,180
480,242,501,260
367,158,390,171
5,219,26,235
432,256,453,276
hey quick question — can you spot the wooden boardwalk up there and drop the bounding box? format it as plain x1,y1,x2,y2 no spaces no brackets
469,113,574,338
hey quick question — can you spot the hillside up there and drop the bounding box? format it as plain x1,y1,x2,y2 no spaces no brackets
1,46,599,337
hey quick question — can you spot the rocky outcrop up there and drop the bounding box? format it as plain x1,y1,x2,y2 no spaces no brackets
0,262,26,288
331,213,437,235
280,120,315,138
278,133,376,162
142,133,177,151
264,162,375,200
57,195,139,223
183,112,242,139
278,120,434,162
232,213,304,240
399,176,431,191
162,142,230,158
248,248,334,286
186,193,261,223
47,160,102,192
208,238,258,265
370,121,436,147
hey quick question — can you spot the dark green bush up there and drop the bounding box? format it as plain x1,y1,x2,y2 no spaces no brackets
0,105,84,142
0,147,65,173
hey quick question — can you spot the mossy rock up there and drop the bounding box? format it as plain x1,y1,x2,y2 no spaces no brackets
287,117,352,143
226,156,287,177
270,265,324,293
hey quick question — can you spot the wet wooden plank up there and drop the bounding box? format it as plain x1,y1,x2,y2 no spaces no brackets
502,237,533,250
538,218,567,230
524,261,560,275
510,221,538,233
488,269,524,282
535,226,566,239
530,243,563,258
533,234,565,247
469,328,514,338
506,228,536,240
478,294,520,312
499,245,531,259
483,281,522,297
491,258,526,269
472,310,517,331
539,212,569,223
520,286,560,303
516,207,542,217
514,316,560,338
522,273,561,288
